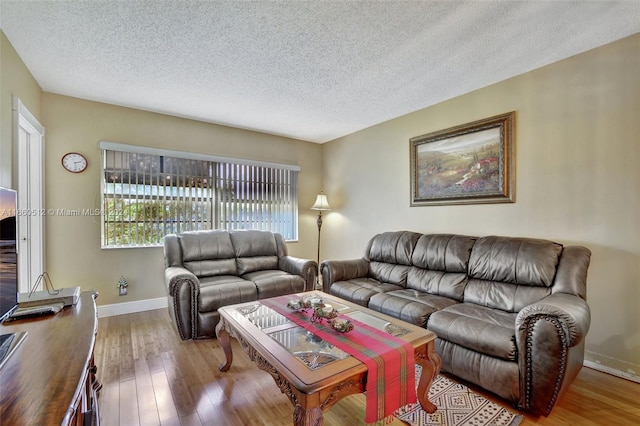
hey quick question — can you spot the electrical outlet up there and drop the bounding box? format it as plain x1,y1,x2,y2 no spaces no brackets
118,276,128,296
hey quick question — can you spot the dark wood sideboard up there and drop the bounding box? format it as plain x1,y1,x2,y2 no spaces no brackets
0,291,101,425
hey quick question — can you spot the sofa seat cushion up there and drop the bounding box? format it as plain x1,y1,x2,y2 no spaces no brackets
406,269,469,302
242,270,306,299
428,303,518,361
368,289,459,327
198,275,257,312
330,278,403,307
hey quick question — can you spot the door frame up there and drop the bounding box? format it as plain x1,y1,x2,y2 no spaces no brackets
13,97,45,293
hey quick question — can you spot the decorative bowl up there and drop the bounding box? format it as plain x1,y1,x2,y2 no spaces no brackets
314,306,338,320
330,318,354,333
301,295,323,309
287,299,303,310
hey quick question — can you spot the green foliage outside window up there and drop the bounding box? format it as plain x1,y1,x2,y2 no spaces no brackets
103,198,211,246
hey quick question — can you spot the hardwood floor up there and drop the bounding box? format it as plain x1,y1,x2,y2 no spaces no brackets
94,308,640,426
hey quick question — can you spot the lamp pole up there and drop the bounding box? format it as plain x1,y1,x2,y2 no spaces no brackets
311,193,331,290
316,209,323,267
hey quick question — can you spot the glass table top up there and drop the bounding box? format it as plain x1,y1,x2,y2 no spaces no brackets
344,311,411,338
234,295,412,370
269,327,350,370
235,303,292,329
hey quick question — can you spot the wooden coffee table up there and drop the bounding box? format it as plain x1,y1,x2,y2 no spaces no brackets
215,291,441,426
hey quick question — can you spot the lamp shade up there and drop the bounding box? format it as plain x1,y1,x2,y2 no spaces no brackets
311,194,331,211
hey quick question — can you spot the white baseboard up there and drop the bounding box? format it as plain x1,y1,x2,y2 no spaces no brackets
584,360,640,383
97,296,168,318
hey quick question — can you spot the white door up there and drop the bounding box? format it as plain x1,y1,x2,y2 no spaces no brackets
14,98,45,293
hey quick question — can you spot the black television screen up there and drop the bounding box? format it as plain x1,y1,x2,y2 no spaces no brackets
0,186,18,324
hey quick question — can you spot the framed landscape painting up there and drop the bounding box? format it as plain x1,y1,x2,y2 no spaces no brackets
410,112,515,206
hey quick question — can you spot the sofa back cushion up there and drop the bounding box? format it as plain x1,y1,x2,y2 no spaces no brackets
230,230,280,275
179,230,237,277
164,234,182,268
407,234,476,301
365,231,421,286
464,236,563,312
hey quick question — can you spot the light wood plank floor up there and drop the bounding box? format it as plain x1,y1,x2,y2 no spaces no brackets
94,309,640,426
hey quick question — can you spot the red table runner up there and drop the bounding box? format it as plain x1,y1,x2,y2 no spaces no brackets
261,295,416,423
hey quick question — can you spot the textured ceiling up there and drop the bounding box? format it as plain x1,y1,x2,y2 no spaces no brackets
1,1,639,143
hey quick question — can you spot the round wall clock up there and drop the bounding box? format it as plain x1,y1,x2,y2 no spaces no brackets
61,152,88,173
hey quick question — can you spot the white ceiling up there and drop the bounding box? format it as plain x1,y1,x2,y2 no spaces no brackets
1,1,639,143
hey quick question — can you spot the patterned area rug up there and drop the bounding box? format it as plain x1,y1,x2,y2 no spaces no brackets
395,367,523,426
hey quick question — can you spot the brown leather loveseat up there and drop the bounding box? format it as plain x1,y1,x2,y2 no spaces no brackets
321,231,591,416
164,229,317,339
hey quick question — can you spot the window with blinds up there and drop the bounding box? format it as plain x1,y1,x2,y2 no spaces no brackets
101,144,299,248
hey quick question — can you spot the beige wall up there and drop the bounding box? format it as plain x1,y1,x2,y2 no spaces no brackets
41,93,323,306
0,31,42,188
322,34,640,373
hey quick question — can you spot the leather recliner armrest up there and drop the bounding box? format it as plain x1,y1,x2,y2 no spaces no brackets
164,266,200,340
165,266,200,297
320,258,369,293
516,293,591,347
515,293,591,415
279,256,318,291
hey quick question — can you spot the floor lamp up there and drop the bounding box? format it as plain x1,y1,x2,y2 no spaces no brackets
311,193,331,290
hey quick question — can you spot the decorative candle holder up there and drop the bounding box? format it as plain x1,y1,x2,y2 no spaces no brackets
287,299,303,310
329,318,354,333
289,295,324,311
310,305,338,323
286,297,353,332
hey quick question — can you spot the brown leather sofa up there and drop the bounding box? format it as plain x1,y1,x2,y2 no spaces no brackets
321,231,591,416
164,229,317,339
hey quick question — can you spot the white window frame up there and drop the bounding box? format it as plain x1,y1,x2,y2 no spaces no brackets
99,142,300,248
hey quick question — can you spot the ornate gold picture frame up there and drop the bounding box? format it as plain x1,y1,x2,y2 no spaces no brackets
410,112,515,206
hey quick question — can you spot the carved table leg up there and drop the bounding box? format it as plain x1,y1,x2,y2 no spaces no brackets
216,320,233,372
293,404,323,426
415,344,442,414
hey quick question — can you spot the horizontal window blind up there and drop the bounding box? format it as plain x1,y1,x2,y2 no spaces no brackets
101,143,298,248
